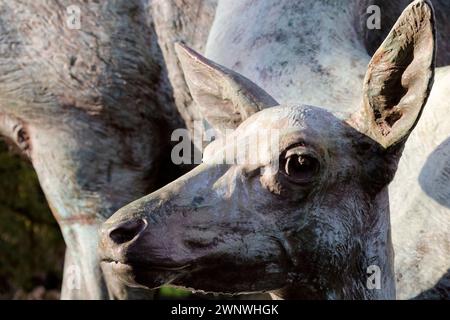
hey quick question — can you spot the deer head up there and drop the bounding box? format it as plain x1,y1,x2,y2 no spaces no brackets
100,0,435,299
0,0,182,299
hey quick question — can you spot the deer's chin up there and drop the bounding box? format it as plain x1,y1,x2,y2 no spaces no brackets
100,260,190,290
171,263,287,296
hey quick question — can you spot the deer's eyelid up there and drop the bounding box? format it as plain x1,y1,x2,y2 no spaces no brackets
285,146,311,159
283,142,320,160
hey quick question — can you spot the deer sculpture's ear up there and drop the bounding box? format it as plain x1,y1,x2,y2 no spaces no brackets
175,43,278,136
349,0,436,149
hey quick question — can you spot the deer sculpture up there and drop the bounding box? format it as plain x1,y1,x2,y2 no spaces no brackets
100,0,449,299
0,0,218,299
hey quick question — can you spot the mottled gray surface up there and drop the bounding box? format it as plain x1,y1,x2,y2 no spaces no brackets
205,0,368,113
389,66,450,299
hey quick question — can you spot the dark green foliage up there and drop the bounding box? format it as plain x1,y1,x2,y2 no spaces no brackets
0,140,64,299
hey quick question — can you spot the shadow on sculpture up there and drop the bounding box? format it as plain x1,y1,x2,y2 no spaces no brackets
413,137,450,300
418,137,450,209
413,269,450,300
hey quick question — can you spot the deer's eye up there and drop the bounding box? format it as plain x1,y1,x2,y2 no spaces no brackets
281,149,320,184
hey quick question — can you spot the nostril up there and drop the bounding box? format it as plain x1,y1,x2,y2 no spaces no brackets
109,218,147,245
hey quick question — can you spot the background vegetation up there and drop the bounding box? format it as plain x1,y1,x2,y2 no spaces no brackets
0,140,65,299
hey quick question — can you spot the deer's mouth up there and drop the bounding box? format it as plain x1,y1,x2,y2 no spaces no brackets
100,259,192,289
102,259,191,271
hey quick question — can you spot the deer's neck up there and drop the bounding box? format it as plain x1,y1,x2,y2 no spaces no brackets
28,121,164,299
59,223,108,299
206,0,370,114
